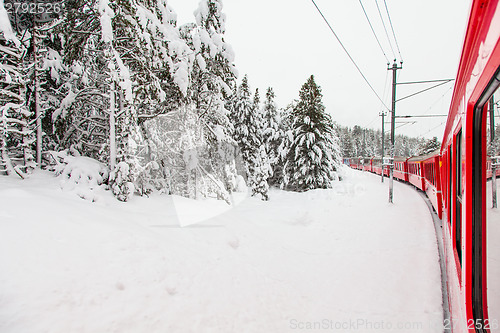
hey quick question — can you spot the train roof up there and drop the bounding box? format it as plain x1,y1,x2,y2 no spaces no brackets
407,149,440,162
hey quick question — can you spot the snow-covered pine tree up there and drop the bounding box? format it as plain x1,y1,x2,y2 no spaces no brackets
0,5,35,177
418,136,441,156
274,101,295,188
248,87,270,199
229,77,270,199
188,0,237,145
262,87,281,185
232,75,257,169
283,75,340,191
248,144,271,200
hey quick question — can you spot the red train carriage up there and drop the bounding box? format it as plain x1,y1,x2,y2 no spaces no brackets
485,157,500,179
422,151,443,219
407,156,426,191
393,156,408,182
440,0,500,331
348,157,358,169
371,157,389,176
363,157,373,172
349,157,363,170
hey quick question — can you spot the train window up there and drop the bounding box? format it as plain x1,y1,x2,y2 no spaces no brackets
472,74,500,329
455,130,462,267
485,89,500,328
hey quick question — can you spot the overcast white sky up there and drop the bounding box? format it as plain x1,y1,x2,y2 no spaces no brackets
169,0,471,139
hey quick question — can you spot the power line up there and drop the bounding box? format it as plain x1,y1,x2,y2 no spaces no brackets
396,80,453,102
397,79,454,85
358,0,390,63
421,84,453,115
379,70,390,113
396,114,448,118
364,114,380,127
309,0,391,111
421,121,446,137
383,0,403,62
375,0,396,60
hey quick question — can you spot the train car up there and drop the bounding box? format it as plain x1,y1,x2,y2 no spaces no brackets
371,157,389,176
407,156,426,191
393,156,408,182
363,157,372,172
422,151,443,219
440,0,500,331
485,157,500,179
372,157,382,175
348,157,362,170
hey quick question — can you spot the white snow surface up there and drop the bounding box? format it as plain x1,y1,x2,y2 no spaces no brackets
0,168,444,332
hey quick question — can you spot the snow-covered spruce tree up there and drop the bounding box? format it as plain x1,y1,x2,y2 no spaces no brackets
248,144,271,200
283,75,340,191
229,77,270,199
418,136,440,156
262,87,282,186
0,5,35,178
247,87,270,199
274,101,295,188
231,75,256,165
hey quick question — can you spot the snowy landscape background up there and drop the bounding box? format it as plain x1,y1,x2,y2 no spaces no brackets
0,0,440,202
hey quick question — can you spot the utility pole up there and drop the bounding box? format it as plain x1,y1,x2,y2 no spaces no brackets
379,111,386,183
490,98,497,208
388,61,403,203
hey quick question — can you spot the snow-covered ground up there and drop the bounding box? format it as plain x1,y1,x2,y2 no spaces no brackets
0,167,444,332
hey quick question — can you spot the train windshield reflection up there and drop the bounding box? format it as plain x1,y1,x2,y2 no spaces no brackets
486,89,500,327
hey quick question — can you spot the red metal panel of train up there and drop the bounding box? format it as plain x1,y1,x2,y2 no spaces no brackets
422,152,443,220
371,157,389,177
406,157,426,191
393,157,408,182
363,157,372,172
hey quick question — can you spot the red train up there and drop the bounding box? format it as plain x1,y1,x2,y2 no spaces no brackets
345,153,442,218
346,1,500,331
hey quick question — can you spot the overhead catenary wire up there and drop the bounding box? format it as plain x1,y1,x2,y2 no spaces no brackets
375,0,396,61
420,120,447,138
309,0,391,111
364,114,380,128
396,80,453,103
358,0,390,63
421,84,454,115
383,0,403,62
379,70,390,113
389,81,453,134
